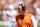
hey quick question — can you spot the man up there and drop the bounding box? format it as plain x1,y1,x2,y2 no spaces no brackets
34,1,40,27
16,4,37,27
36,4,40,27
5,4,18,27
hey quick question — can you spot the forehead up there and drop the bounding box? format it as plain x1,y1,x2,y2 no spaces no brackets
18,5,22,8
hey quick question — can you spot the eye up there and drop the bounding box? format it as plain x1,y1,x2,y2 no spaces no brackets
18,8,20,10
18,8,20,9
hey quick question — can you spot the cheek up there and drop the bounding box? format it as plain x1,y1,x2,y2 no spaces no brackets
18,9,22,13
18,9,22,11
20,8,22,11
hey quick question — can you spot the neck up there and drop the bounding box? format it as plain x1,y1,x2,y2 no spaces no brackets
20,11,25,16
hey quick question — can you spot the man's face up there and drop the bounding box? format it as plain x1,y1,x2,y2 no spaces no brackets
18,5,22,13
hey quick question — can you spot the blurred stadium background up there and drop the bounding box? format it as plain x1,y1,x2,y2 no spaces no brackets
0,0,40,27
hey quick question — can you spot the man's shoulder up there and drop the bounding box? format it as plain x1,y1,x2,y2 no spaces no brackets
16,14,21,21
27,13,32,15
16,14,21,18
25,13,32,15
25,13,32,17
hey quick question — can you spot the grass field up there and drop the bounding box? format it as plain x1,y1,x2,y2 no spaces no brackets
0,25,5,27
0,25,8,27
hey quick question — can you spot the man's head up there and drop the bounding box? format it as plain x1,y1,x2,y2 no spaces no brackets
8,4,14,11
18,4,25,13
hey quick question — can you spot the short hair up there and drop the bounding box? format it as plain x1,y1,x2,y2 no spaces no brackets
19,4,26,12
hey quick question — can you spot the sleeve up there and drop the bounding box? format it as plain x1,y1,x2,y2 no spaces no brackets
31,15,37,27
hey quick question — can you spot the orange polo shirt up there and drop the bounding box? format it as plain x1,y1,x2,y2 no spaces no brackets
16,13,33,27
